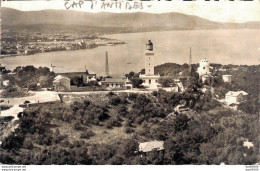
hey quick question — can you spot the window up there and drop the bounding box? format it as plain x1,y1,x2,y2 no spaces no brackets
203,67,205,69
149,63,150,65
156,80,158,83
149,79,151,84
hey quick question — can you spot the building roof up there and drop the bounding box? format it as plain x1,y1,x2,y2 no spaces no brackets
103,78,127,83
139,141,164,153
54,75,70,81
226,91,248,97
52,66,91,74
243,140,254,149
238,91,248,96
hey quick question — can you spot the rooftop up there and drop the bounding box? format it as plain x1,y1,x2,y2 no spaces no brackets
139,140,164,153
243,140,254,149
226,91,248,97
54,75,70,81
103,78,127,83
52,67,96,75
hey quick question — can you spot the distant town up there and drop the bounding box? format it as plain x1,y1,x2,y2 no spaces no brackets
1,31,125,56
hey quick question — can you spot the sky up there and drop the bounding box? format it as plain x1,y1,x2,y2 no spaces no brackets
2,0,260,23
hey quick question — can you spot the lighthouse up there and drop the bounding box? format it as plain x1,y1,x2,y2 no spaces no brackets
139,40,160,89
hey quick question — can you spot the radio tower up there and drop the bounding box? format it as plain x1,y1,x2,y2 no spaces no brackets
105,51,109,77
189,47,192,75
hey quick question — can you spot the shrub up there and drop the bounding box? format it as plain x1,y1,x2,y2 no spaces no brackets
110,96,121,106
0,105,11,111
124,127,134,134
80,130,96,139
125,119,133,127
61,140,70,148
111,120,122,127
128,93,137,100
106,123,113,129
23,138,33,149
24,100,30,104
119,106,128,117
106,119,122,129
108,91,115,96
1,86,29,98
152,91,158,97
73,121,82,130
120,96,129,104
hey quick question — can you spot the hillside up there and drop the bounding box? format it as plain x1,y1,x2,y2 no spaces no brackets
2,7,260,33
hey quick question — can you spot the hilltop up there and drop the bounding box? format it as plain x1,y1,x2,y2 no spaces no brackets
2,7,260,33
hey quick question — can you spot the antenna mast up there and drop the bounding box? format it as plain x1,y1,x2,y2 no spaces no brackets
189,47,192,75
105,51,109,76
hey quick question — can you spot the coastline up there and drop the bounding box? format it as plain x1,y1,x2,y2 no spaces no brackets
0,41,126,59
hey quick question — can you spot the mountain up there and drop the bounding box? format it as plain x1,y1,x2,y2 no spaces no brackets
2,7,260,33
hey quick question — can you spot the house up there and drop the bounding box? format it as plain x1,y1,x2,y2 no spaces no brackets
243,139,254,149
222,75,232,83
53,75,71,92
101,77,132,90
225,91,248,105
139,140,164,153
52,67,96,85
2,80,10,87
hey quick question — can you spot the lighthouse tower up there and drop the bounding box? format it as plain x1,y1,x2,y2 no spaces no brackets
140,40,160,89
145,40,155,75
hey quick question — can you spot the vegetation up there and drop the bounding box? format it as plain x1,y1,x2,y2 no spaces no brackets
1,86,258,164
0,64,258,165
158,76,175,87
3,66,55,91
0,85,31,98
125,71,143,88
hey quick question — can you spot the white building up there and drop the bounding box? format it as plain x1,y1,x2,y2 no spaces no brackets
225,91,248,105
101,77,132,90
2,80,10,87
197,58,211,76
53,75,71,92
139,40,160,89
139,140,164,153
222,75,232,83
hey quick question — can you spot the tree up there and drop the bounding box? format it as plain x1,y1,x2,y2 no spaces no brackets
131,77,143,88
119,139,138,158
71,76,83,86
158,76,174,87
238,100,258,114
80,130,95,139
174,114,190,132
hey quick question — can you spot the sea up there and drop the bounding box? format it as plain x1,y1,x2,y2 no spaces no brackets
1,29,259,76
